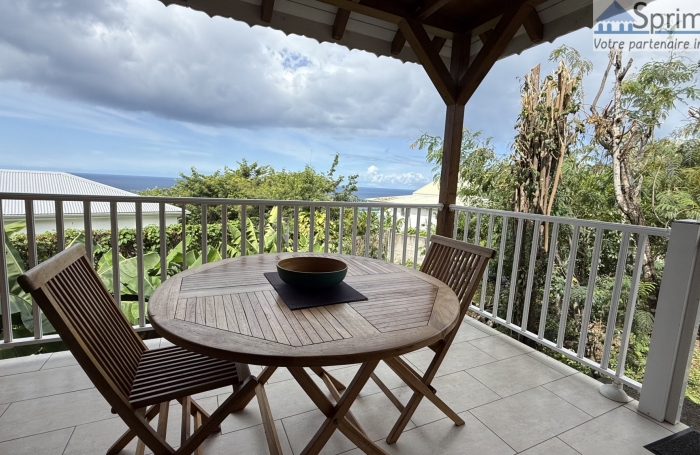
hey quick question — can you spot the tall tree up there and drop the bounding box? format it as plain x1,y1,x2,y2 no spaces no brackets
588,50,699,281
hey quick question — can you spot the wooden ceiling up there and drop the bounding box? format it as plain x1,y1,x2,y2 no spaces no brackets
159,0,592,104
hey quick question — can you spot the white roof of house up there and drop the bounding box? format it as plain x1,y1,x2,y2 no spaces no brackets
0,170,180,217
366,181,465,206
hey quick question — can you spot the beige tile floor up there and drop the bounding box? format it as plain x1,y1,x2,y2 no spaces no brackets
0,318,689,455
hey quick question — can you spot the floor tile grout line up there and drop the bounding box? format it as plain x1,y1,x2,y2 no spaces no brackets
619,402,678,434
0,384,97,406
540,376,626,419
279,417,296,455
0,424,83,446
60,426,76,455
554,436,584,455
466,409,519,453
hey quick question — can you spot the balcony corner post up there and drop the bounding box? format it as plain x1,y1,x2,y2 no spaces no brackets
638,220,700,424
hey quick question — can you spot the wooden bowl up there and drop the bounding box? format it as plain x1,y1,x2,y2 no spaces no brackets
276,257,348,290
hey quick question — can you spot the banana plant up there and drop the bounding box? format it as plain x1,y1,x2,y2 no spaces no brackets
1,222,85,336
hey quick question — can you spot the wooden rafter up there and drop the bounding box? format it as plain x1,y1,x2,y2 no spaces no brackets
389,0,453,55
456,2,531,105
399,18,456,104
314,0,461,34
332,0,361,40
432,36,447,53
415,0,453,21
261,0,274,22
523,6,544,43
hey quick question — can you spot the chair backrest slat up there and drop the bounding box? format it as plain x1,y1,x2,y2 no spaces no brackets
421,235,496,319
18,245,145,398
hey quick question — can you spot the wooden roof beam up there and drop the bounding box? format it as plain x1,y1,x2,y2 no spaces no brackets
456,2,531,105
415,0,454,21
399,18,456,104
332,0,361,40
432,35,447,53
261,0,274,22
523,6,544,42
390,0,452,55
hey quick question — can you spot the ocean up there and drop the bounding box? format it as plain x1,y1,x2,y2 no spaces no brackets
72,173,415,200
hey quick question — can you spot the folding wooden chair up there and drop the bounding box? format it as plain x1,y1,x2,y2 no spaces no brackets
17,245,279,455
310,235,496,445
376,235,496,443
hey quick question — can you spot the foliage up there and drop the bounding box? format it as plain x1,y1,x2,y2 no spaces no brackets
140,155,359,224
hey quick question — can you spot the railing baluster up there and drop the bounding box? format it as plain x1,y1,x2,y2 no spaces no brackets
474,213,481,244
480,214,494,309
55,201,65,252
83,201,93,260
110,201,121,310
202,204,208,263
351,207,358,256
221,204,228,259
258,205,264,255
136,202,145,327
293,206,299,253
159,202,167,282
557,225,581,349
413,208,421,269
338,207,343,254
463,211,470,242
492,216,508,319
0,201,12,343
538,222,559,339
325,207,330,254
26,199,44,340
402,208,409,266
616,234,648,378
601,231,631,370
577,227,605,358
365,207,371,257
309,205,315,252
181,204,187,269
241,204,247,256
378,208,385,260
506,218,524,324
521,220,541,331
426,208,433,245
390,207,397,263
452,208,459,239
276,205,283,253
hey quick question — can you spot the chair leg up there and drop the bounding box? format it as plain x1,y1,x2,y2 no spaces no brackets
108,405,160,455
181,397,192,446
194,411,203,455
175,376,258,455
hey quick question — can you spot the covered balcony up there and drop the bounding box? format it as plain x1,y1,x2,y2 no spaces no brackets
1,0,700,453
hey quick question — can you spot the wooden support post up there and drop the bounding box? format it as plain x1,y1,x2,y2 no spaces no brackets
436,33,469,238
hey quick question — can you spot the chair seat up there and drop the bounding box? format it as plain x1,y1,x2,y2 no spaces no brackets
129,346,240,408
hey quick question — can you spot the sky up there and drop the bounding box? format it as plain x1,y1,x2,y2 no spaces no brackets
0,0,697,189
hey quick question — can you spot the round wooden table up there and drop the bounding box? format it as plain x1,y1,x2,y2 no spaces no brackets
149,253,460,455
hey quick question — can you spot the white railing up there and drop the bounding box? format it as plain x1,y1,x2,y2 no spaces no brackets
0,192,441,348
451,205,671,391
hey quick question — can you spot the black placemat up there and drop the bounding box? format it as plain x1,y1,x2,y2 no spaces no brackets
645,428,700,454
264,272,368,310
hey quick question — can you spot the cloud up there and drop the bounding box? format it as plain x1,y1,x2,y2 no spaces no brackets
361,165,430,188
0,0,444,137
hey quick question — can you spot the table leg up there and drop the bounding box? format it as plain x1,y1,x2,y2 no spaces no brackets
288,362,389,455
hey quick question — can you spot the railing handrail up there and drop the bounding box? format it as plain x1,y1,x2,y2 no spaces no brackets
0,192,444,210
451,204,670,237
